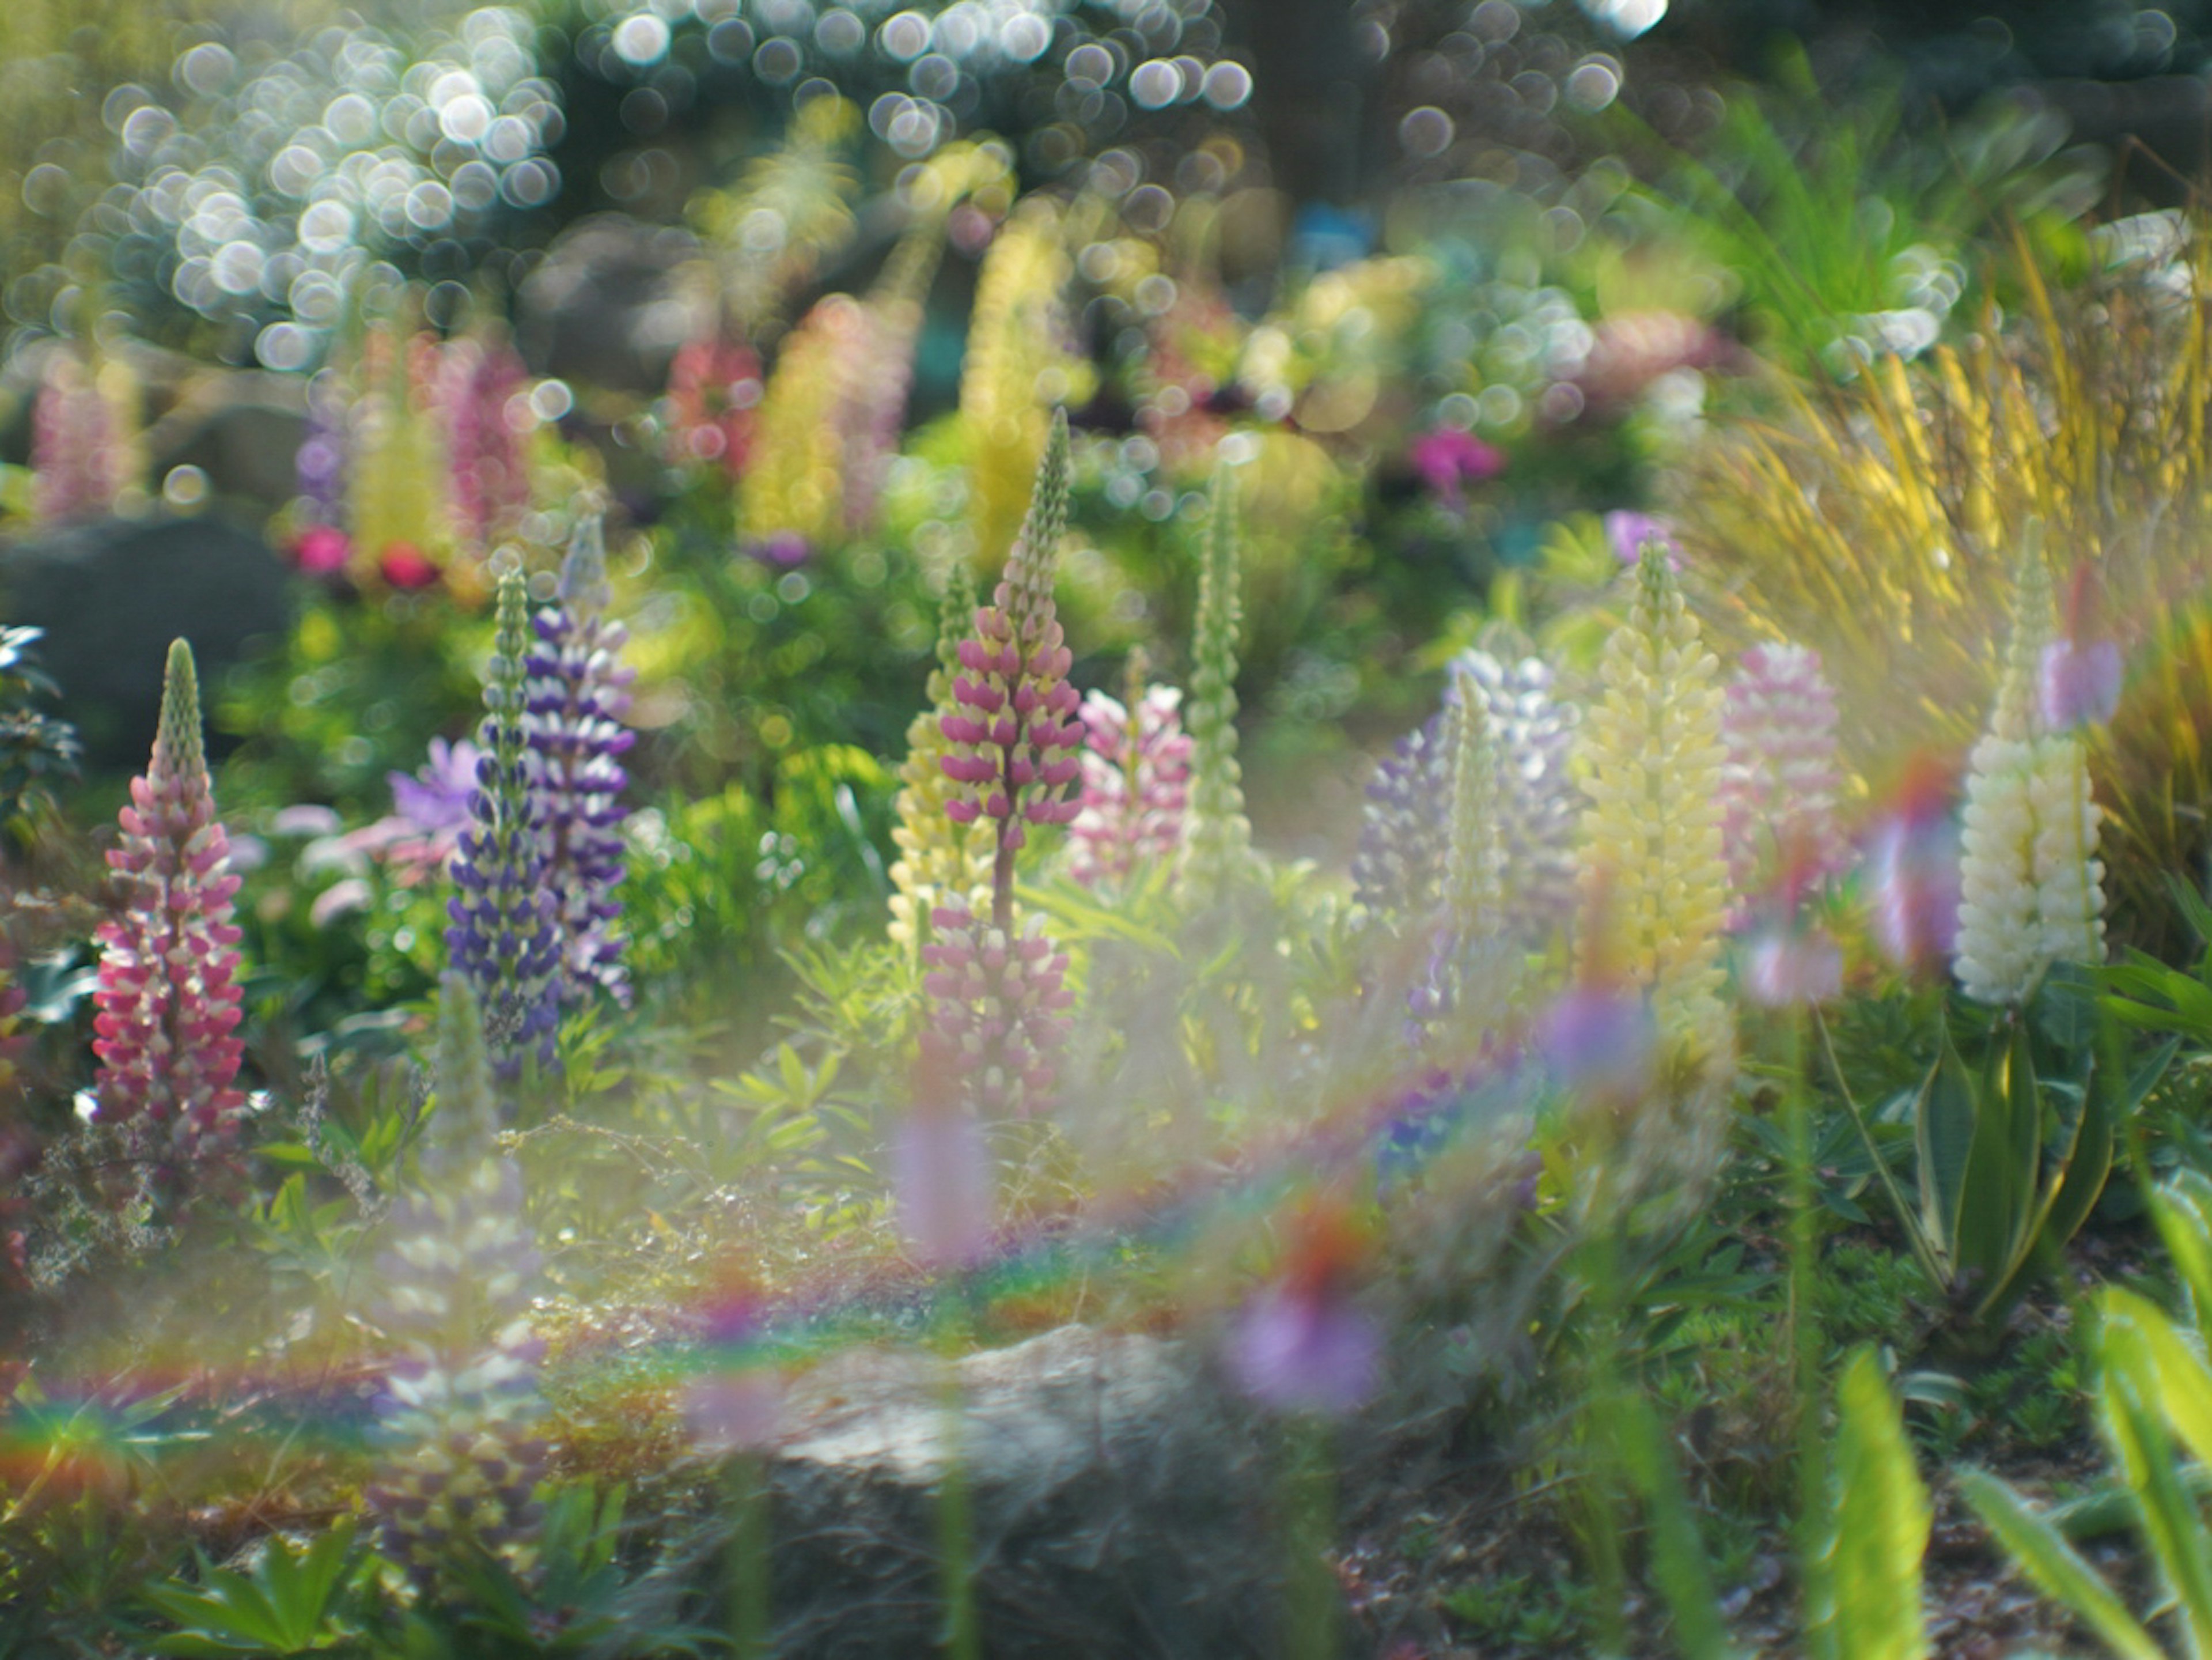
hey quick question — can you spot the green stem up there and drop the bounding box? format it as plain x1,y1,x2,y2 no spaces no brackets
935,1283,981,1660
1283,1416,1340,1660
726,1450,771,1659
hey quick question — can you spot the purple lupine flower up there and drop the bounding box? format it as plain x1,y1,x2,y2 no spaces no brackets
1352,710,1448,924
1538,981,1657,1103
1066,682,1191,888
391,739,483,837
440,334,532,554
1228,1200,1381,1418
446,570,561,1072
919,901,1074,1120
90,640,248,1178
1865,755,1960,974
32,349,126,523
1718,642,1853,913
523,520,635,1007
1410,426,1506,505
2041,561,2122,732
1604,510,1680,568
296,368,349,525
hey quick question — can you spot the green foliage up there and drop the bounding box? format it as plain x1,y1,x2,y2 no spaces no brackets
137,1518,372,1658
0,624,80,835
1811,1348,1930,1660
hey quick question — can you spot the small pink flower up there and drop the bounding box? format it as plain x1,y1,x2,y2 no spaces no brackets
1410,427,1506,502
294,524,351,576
1865,755,1960,974
2040,639,2121,732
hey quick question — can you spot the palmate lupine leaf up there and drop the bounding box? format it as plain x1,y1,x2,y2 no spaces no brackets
138,1518,368,1657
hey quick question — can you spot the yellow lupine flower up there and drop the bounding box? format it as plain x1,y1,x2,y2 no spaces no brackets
1578,546,1732,1065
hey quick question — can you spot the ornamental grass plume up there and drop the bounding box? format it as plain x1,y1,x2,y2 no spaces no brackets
1181,467,1252,895
447,568,560,1072
960,199,1086,575
524,516,635,1006
1066,649,1191,890
1578,544,1733,1067
1953,545,2107,1005
32,344,139,523
887,561,995,955
1717,642,1853,910
366,975,548,1592
90,640,247,1173
920,411,1081,1116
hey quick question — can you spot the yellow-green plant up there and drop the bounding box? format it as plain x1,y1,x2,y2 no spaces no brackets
734,292,868,554
1961,1170,2212,1658
1181,467,1251,896
1577,544,1732,1067
959,198,1086,576
887,562,993,961
1672,230,2212,952
1805,1347,1932,1660
692,94,861,341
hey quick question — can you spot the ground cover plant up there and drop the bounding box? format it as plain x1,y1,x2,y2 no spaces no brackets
16,1,2212,1656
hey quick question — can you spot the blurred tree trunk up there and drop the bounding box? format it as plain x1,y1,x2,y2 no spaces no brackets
1218,0,1370,206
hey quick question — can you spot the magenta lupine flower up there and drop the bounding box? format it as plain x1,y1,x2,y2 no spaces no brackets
1718,642,1852,910
1865,754,1961,974
294,525,351,576
891,1104,994,1269
1409,426,1506,504
1066,684,1192,888
32,350,124,523
90,640,247,1170
2041,562,2122,731
440,334,532,553
522,519,635,1006
1228,1201,1381,1418
1604,510,1680,568
919,901,1075,1120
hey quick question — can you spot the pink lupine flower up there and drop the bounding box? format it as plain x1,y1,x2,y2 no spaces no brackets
1865,754,1961,974
1228,1199,1381,1417
439,333,532,553
1409,427,1506,504
90,640,247,1171
1067,683,1192,888
1718,642,1853,911
379,543,440,591
665,336,762,478
294,524,351,576
2040,564,2122,732
32,349,126,523
918,899,1074,1120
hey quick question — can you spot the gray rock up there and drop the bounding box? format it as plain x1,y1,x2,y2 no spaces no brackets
0,514,291,767
624,1324,1332,1659
516,214,710,394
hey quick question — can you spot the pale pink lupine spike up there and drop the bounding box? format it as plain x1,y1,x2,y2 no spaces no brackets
1718,642,1853,921
90,639,248,1173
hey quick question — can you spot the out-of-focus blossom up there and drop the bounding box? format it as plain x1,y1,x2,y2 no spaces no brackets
440,332,532,554
891,1103,994,1270
919,901,1073,1120
379,544,440,591
1228,1200,1380,1418
684,1274,783,1453
270,804,344,839
1578,311,1725,409
1066,676,1191,889
1742,925,1844,1008
1539,981,1657,1103
754,531,810,569
348,329,453,589
1578,546,1732,1064
1956,551,2106,1004
1719,642,1853,909
664,336,761,478
90,640,247,1177
310,878,375,928
1604,510,1680,568
2040,562,2122,732
1866,755,1961,974
1410,426,1506,503
32,348,135,523
294,524,351,576
392,739,483,835
296,370,348,525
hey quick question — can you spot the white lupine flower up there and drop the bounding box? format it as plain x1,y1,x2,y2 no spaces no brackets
1953,551,2105,1004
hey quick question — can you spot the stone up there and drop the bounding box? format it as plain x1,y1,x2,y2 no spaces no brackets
624,1324,1334,1659
0,515,291,767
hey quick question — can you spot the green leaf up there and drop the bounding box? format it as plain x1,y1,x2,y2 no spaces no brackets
1957,1470,2162,1660
2153,1170,2212,1328
1824,1347,1931,1660
2101,1352,2212,1653
1609,1390,1730,1660
2102,1292,2212,1486
1911,1023,1979,1276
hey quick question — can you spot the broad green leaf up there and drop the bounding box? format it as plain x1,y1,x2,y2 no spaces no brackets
2101,1357,2212,1652
1911,1033,1977,1270
2154,1170,2212,1327
1957,1469,2162,1660
1826,1348,1930,1660
2103,1292,2212,1483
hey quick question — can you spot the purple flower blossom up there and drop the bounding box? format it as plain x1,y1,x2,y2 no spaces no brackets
1741,926,1844,1007
1228,1203,1380,1418
440,334,532,553
1604,511,1681,568
391,739,483,837
1538,983,1656,1101
296,369,349,524
1865,756,1961,974
1409,427,1506,504
919,901,1074,1119
523,520,635,1006
2039,639,2122,732
891,1107,994,1269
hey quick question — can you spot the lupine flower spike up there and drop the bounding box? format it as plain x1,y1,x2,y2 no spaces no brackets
1407,668,1509,1038
921,411,1080,1117
524,516,636,1006
1066,648,1192,890
90,640,248,1177
1954,540,2107,1004
1181,465,1252,895
1717,641,1853,914
440,329,532,557
1578,544,1733,1067
447,569,560,1072
888,559,994,955
33,345,137,523
366,975,549,1592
